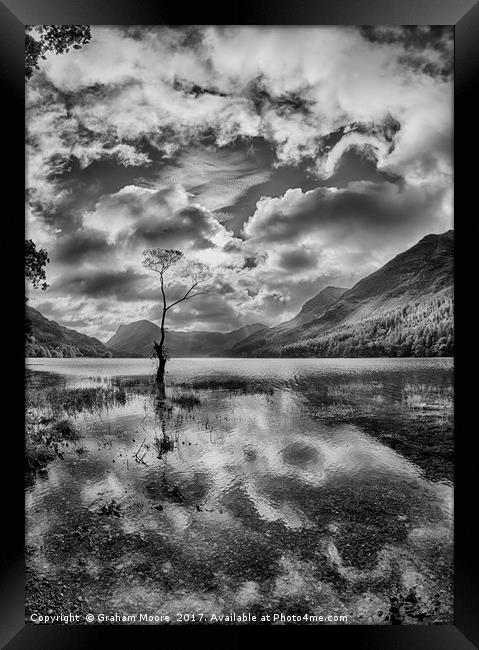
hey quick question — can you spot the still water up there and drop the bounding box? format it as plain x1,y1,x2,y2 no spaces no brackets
25,357,453,624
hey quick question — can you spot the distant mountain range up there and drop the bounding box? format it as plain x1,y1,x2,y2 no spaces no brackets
25,230,453,359
105,321,266,358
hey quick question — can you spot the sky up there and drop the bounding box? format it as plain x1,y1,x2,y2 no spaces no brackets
26,25,453,342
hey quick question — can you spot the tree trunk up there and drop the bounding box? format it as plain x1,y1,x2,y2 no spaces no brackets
157,355,166,384
157,380,166,400
156,278,168,394
154,341,166,388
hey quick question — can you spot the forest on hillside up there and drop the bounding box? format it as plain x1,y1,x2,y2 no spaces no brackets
25,334,112,358
263,295,454,358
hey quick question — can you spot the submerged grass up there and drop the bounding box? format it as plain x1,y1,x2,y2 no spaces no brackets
175,377,274,395
327,381,384,399
25,443,56,472
26,414,83,475
301,378,453,482
25,382,130,478
402,384,453,411
53,418,82,441
26,384,128,416
310,402,374,420
170,392,201,409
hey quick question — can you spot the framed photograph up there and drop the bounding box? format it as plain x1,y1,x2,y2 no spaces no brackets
1,0,477,647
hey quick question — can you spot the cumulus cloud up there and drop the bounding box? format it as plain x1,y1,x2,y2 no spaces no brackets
29,26,452,188
242,181,449,245
82,184,236,263
240,180,452,291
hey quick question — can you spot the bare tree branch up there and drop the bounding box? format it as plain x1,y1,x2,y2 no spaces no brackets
166,287,210,311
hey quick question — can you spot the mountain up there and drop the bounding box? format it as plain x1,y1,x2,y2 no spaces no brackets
105,321,268,357
25,306,111,358
274,286,348,332
105,320,161,357
225,230,453,357
279,294,453,358
222,285,349,356
301,230,453,334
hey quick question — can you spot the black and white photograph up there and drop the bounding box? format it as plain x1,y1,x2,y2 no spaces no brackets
25,25,454,626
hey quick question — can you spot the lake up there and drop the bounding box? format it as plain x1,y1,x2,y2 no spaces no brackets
25,357,453,625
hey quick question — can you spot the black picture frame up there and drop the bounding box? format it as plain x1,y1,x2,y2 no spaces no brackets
2,1,477,648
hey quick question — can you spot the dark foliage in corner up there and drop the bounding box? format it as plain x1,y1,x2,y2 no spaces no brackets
25,239,49,291
25,25,91,79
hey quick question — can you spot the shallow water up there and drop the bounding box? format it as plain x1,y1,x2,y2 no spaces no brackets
25,357,453,624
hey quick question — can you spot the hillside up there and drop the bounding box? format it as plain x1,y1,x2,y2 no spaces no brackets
226,230,453,357
25,306,111,358
279,295,453,358
223,285,348,356
274,286,348,332
105,320,162,357
302,230,453,335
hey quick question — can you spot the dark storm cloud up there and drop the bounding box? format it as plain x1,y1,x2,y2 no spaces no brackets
52,268,147,301
51,265,216,307
148,294,243,332
54,228,113,264
127,207,216,251
278,248,318,272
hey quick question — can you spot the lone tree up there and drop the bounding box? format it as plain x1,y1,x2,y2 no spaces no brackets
25,239,49,291
25,25,91,79
142,248,212,385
